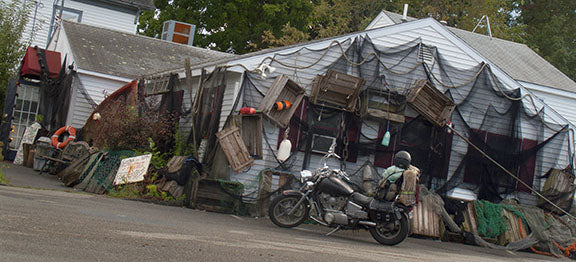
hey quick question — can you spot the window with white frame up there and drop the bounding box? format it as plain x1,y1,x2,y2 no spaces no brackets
9,83,40,149
53,6,83,22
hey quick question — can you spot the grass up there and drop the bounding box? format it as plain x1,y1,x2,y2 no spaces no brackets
0,168,9,185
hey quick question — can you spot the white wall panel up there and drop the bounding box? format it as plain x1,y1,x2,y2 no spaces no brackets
22,0,138,49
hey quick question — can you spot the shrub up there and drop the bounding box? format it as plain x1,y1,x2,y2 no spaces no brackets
91,100,174,152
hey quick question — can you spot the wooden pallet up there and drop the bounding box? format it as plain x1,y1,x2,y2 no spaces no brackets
194,179,243,214
216,126,254,173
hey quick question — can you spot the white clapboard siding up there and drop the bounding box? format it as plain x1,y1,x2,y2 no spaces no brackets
68,73,131,128
22,0,138,49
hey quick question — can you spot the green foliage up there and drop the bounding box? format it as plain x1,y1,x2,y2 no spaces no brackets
520,0,576,82
0,167,8,184
145,184,160,198
147,138,170,168
140,1,576,82
173,126,195,156
139,0,314,54
0,1,33,111
108,184,140,198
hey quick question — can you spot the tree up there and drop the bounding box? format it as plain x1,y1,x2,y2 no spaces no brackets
0,0,33,111
139,0,314,54
519,0,576,81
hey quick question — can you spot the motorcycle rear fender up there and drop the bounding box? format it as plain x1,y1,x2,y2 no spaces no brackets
282,190,304,197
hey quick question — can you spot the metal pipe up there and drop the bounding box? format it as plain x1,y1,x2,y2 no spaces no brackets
359,221,376,227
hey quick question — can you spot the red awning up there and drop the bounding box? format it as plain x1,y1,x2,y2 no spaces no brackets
20,46,62,79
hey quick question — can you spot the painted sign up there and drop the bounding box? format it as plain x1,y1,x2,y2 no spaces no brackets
113,154,152,185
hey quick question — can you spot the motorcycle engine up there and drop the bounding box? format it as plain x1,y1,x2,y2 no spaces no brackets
318,193,347,211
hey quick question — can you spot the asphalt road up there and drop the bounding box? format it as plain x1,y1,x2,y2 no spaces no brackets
0,185,562,262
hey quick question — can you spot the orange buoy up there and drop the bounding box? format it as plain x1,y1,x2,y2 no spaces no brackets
273,100,291,111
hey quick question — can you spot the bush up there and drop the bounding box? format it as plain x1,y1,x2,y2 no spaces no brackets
91,100,174,152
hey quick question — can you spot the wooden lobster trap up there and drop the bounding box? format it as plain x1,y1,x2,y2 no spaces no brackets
406,80,455,127
310,70,365,112
258,75,305,128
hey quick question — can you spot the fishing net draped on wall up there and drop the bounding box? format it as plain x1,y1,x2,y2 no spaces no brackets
233,35,572,202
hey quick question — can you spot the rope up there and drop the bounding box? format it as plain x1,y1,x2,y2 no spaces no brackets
518,216,558,257
447,124,576,220
425,62,488,89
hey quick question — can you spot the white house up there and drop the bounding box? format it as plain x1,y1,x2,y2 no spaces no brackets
47,20,233,128
21,0,154,49
155,16,574,204
366,10,576,128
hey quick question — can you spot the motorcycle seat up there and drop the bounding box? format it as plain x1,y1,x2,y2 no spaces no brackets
351,192,373,207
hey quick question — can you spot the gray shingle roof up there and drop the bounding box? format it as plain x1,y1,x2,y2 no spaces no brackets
380,11,576,92
449,27,576,92
106,0,155,10
62,20,233,79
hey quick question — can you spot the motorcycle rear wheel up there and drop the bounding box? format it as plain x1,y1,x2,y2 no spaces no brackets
369,214,410,246
269,195,310,228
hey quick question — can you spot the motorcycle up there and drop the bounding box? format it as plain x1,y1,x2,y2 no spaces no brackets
269,143,414,246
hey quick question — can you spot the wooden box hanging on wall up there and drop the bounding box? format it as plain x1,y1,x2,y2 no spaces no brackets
231,113,263,159
360,89,406,123
310,70,365,111
258,75,305,128
406,80,455,127
216,126,254,173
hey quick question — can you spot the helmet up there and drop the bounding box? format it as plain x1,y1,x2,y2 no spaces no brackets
393,150,411,169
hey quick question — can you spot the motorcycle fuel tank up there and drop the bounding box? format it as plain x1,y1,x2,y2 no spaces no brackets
317,176,354,196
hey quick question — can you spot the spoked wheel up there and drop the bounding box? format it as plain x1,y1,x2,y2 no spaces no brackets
369,214,410,246
269,195,310,228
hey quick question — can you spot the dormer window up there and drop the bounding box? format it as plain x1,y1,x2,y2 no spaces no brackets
53,6,83,22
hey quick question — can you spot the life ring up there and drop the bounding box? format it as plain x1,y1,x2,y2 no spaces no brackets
51,126,76,149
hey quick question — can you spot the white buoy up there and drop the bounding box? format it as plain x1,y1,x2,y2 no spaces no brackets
277,138,292,162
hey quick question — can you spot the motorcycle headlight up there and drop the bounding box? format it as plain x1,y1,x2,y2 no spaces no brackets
300,170,313,183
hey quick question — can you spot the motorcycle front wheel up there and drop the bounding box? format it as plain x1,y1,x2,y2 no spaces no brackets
269,195,310,228
369,214,410,246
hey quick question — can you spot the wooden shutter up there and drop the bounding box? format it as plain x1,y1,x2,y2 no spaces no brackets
216,126,254,173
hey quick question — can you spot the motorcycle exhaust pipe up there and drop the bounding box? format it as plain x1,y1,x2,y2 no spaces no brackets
358,221,376,227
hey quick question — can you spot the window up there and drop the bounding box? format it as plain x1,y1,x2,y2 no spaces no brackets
374,117,452,180
276,101,362,162
463,130,536,192
53,6,83,22
278,99,307,152
10,84,40,149
373,122,399,168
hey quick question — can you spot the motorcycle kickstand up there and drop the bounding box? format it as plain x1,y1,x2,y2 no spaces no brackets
326,226,341,236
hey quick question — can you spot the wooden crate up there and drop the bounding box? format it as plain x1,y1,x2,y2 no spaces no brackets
310,70,365,112
406,80,455,127
255,170,292,217
195,179,243,214
538,169,576,214
410,199,442,238
216,126,254,173
360,89,406,123
240,113,263,159
500,209,523,245
258,75,305,128
463,201,479,235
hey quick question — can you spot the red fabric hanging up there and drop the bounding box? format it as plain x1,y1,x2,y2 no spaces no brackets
20,46,62,79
